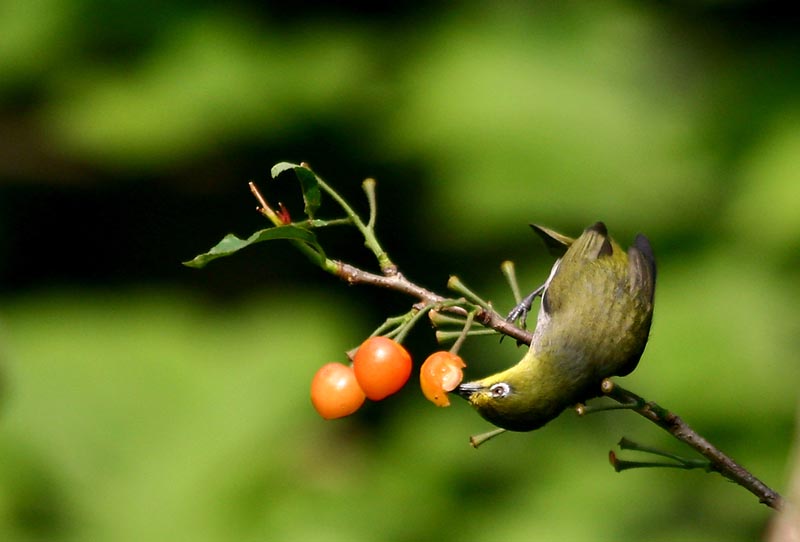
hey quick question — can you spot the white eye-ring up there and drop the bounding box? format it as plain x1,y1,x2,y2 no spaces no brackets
489,382,511,398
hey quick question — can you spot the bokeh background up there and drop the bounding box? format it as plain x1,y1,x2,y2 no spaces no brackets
1,2,799,541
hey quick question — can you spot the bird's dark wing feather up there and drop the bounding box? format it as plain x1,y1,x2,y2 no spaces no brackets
627,234,656,304
530,224,574,257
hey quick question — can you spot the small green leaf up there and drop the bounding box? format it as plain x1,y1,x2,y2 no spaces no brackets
293,167,321,219
270,162,321,219
183,226,324,268
270,162,300,178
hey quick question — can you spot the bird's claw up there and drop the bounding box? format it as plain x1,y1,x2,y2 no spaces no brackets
505,284,545,328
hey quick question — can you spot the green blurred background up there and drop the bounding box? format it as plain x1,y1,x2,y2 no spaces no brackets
1,2,799,541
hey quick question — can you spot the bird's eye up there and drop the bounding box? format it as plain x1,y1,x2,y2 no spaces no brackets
489,382,511,398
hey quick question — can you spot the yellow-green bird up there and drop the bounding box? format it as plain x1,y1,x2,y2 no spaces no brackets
454,222,656,432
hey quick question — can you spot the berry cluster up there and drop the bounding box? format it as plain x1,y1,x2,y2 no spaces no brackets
310,336,466,419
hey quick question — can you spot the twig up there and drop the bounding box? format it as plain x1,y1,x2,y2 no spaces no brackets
311,168,395,275
333,260,533,345
602,381,784,510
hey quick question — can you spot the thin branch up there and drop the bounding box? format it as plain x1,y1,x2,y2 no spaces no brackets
333,260,534,345
312,171,396,275
602,381,784,510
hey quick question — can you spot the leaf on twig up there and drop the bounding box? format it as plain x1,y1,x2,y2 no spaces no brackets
269,162,299,178
183,226,325,268
270,162,321,219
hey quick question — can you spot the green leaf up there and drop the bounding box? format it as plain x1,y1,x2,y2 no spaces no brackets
270,162,300,178
183,225,324,268
270,161,321,219
293,166,322,219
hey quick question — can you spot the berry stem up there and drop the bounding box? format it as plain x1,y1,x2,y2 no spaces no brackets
449,311,476,355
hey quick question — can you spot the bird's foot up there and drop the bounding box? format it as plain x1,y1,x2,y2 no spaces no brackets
505,284,545,328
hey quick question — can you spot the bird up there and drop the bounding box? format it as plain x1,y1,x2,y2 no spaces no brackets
454,221,656,432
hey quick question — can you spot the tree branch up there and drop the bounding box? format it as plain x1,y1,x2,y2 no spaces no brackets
333,260,535,345
602,382,784,510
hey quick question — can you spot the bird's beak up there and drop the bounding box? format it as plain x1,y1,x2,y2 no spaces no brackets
452,381,484,400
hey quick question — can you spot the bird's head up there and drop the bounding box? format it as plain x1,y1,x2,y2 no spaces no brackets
452,356,569,432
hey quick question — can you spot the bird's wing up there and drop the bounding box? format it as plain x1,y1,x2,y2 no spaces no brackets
530,224,574,257
627,234,656,304
540,221,612,315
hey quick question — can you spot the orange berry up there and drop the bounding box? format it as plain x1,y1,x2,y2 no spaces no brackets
311,362,366,419
420,351,466,407
352,337,412,400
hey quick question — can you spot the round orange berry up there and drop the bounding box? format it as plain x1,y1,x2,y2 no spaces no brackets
352,336,412,400
311,362,366,419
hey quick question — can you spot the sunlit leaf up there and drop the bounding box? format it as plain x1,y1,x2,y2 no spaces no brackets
271,162,321,219
183,226,324,268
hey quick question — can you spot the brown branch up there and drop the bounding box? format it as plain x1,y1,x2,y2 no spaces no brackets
335,260,444,302
333,260,534,345
603,381,784,510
